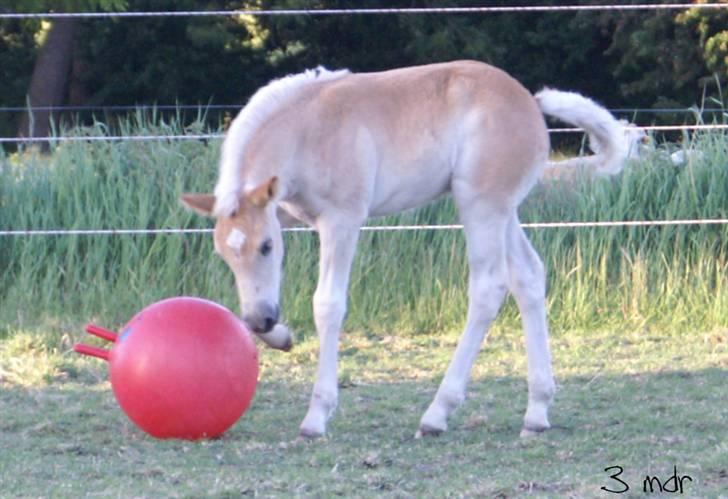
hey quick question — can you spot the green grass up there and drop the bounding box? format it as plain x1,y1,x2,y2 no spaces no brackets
1,118,727,497
0,326,725,497
0,119,726,336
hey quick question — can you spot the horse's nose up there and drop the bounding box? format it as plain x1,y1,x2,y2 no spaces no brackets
244,302,279,334
263,316,276,333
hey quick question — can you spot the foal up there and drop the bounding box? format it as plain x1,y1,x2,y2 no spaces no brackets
182,61,627,438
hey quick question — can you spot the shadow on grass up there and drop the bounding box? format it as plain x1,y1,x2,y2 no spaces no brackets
1,367,725,497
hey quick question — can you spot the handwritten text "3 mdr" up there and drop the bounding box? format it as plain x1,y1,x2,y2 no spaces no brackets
601,465,693,494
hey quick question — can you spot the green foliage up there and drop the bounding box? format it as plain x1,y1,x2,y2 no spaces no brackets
679,3,728,81
0,116,726,336
2,0,728,137
1,0,127,13
255,0,616,99
0,0,127,138
0,19,38,137
603,9,707,109
73,1,269,107
400,1,616,99
255,0,412,72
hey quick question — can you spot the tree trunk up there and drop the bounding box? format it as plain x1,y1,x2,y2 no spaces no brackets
18,18,77,142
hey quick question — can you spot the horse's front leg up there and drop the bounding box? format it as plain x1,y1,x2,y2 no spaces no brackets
299,219,361,438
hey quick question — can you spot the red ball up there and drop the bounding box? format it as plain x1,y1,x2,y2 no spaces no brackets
108,297,258,439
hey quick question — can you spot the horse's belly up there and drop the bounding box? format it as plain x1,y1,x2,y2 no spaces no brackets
368,157,452,217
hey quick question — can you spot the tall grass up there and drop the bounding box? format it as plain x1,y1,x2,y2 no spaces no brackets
1,117,726,339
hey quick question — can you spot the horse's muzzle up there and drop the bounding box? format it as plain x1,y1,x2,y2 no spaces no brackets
243,302,280,334
254,324,293,352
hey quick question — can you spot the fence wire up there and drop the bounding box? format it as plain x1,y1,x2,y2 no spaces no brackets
0,105,724,114
2,3,728,19
3,124,727,144
2,219,728,237
2,4,726,235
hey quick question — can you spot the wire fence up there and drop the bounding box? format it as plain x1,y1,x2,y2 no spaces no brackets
2,219,728,238
3,4,725,143
1,104,725,114
2,124,727,144
0,134,220,144
2,3,728,19
2,4,726,235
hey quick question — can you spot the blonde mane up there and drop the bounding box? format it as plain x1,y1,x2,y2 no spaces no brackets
213,66,350,217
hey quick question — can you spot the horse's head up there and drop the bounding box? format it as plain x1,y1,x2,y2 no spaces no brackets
181,176,292,351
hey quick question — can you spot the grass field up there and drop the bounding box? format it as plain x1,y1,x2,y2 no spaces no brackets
1,325,725,497
1,120,726,497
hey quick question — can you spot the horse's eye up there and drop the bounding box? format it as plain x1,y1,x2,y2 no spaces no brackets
260,239,273,256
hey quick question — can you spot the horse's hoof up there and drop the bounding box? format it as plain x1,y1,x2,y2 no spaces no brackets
299,427,325,440
415,424,445,439
299,419,327,440
520,425,548,438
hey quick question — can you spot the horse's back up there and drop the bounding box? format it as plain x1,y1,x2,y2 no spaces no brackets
261,61,550,216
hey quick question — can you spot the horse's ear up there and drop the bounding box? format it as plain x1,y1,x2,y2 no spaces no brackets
180,193,216,217
248,176,279,207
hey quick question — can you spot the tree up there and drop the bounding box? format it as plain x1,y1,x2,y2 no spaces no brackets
256,0,615,101
2,0,726,146
0,18,38,139
72,0,267,108
18,17,78,140
9,0,126,141
596,0,727,114
678,1,728,100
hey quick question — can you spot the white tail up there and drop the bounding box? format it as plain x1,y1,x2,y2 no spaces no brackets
536,88,628,176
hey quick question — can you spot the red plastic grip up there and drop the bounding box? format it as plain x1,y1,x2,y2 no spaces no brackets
85,324,117,343
74,343,111,361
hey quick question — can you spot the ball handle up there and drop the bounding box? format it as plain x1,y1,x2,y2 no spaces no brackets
73,323,117,361
85,324,118,342
74,343,110,361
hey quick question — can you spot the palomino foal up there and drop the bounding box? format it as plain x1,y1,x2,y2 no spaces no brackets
182,61,626,438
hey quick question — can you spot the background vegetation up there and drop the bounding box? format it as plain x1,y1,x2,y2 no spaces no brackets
0,119,726,337
2,0,728,141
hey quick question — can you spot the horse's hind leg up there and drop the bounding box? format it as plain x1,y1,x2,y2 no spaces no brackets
418,196,510,436
506,218,555,436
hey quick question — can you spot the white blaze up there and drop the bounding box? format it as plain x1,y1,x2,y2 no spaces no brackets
226,229,247,256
